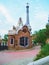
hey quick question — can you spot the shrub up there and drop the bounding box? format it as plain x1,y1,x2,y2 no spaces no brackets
34,44,49,61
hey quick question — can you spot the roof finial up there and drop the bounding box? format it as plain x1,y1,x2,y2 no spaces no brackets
18,17,23,26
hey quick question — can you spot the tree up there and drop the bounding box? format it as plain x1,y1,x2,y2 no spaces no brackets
45,24,49,38
3,34,8,44
34,29,46,46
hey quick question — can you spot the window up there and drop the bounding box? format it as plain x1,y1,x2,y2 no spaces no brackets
10,38,14,44
20,37,24,46
20,37,28,47
25,37,28,46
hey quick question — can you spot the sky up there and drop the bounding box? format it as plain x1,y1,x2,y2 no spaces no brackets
0,0,49,38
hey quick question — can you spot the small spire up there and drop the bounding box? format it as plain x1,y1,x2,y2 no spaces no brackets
18,17,23,26
13,26,16,30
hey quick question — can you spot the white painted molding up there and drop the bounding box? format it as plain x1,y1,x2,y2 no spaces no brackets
8,30,16,35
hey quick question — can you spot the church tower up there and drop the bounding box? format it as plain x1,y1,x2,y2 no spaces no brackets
26,3,29,25
25,3,31,33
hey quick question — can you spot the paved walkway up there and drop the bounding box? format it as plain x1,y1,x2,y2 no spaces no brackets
0,46,40,65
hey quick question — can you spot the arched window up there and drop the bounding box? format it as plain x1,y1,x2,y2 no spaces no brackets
10,38,14,44
20,37,28,47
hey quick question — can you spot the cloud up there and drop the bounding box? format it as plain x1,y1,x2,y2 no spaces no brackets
34,4,48,22
34,12,48,21
0,19,2,24
0,29,8,38
0,4,15,24
0,29,8,34
0,4,16,37
30,5,48,33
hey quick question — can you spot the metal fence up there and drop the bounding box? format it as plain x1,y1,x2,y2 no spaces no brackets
27,56,49,65
0,43,8,50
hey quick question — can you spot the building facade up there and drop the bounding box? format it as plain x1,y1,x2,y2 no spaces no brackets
8,3,33,50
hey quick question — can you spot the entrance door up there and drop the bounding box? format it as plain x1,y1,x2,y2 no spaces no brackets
20,37,28,47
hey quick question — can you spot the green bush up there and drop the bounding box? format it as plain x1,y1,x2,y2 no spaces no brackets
34,44,49,61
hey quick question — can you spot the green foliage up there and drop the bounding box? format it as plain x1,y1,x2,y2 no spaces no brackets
33,24,49,46
3,34,8,43
46,24,49,29
34,44,49,61
34,29,46,46
4,34,8,40
46,24,49,38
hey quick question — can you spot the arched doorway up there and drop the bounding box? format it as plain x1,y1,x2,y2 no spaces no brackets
20,37,29,47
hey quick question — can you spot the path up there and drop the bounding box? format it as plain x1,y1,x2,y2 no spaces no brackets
0,46,40,65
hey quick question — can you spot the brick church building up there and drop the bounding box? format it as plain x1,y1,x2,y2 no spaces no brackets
8,3,33,50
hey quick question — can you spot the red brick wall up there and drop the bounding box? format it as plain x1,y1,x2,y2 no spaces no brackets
8,26,33,50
